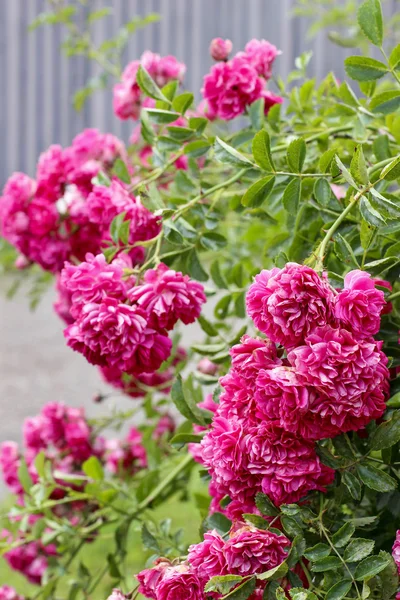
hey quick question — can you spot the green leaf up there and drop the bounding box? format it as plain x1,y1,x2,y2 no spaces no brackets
283,178,302,215
170,433,203,446
360,196,386,227
18,459,33,493
350,145,369,185
267,103,281,132
370,411,400,450
289,590,318,600
210,260,228,289
141,523,160,552
319,148,337,173
389,44,400,70
338,81,360,107
186,249,208,282
325,580,352,600
248,98,265,130
197,315,218,336
314,178,332,206
214,294,232,319
171,375,201,424
287,138,306,173
344,56,388,81
257,561,288,581
191,342,226,356
221,576,256,599
370,188,400,218
109,212,127,244
344,538,375,562
255,492,279,516
357,0,383,46
387,392,400,408
214,137,254,168
145,108,180,124
200,232,227,251
304,543,331,560
82,456,104,481
172,92,194,114
252,130,275,171
161,80,179,101
332,521,356,547
354,555,391,581
205,575,245,595
379,551,398,600
310,557,342,572
87,8,112,23
380,155,400,181
334,233,359,268
184,140,211,158
357,463,397,492
335,156,358,189
242,176,275,207
136,65,169,102
370,91,400,114
204,512,232,536
34,452,46,479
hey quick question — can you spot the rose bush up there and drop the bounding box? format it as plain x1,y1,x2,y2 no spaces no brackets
1,0,400,599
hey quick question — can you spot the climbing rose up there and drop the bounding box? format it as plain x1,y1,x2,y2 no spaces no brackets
65,298,172,372
0,442,22,495
106,591,126,600
0,588,24,600
2,531,56,585
36,144,65,201
392,530,400,574
288,325,389,436
335,269,386,338
241,39,280,78
202,56,264,120
210,37,233,61
59,253,130,320
246,263,335,348
188,530,227,582
128,263,206,330
105,427,147,476
137,559,172,598
224,526,289,576
156,567,205,600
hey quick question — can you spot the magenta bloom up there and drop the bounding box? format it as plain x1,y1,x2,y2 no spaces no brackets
36,144,65,202
188,530,227,583
335,269,386,338
2,530,56,585
210,37,233,61
105,427,147,476
288,325,389,435
137,560,172,599
60,253,129,320
261,90,284,114
65,298,172,373
202,56,264,120
128,263,206,330
0,587,24,600
0,442,22,496
224,526,289,576
156,568,205,600
246,263,335,348
241,39,280,79
106,591,126,600
393,531,400,574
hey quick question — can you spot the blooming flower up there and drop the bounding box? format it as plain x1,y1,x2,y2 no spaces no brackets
334,269,386,338
188,530,227,582
105,427,147,475
393,530,400,574
0,587,24,600
156,567,205,600
224,525,289,576
65,298,172,373
246,263,335,348
241,39,280,79
128,263,206,330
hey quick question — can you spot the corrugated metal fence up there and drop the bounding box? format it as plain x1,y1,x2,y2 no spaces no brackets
0,0,386,186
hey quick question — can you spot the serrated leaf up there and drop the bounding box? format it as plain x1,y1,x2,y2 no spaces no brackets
257,561,288,581
332,521,356,547
287,138,306,173
205,575,244,595
186,249,208,282
370,91,400,114
136,65,169,102
241,176,275,207
380,155,400,181
252,130,275,171
210,260,228,289
344,56,388,81
370,411,400,450
357,0,383,46
248,98,265,130
325,580,352,600
344,539,375,562
389,44,400,70
354,555,390,580
311,557,342,572
335,156,358,189
171,375,201,424
144,108,181,124
203,511,232,536
350,145,369,185
334,233,359,268
221,576,256,599
255,492,279,516
319,148,337,173
304,543,331,560
357,463,397,492
283,178,301,215
314,178,332,206
170,433,203,445
141,523,160,552
369,188,400,218
360,196,386,227
214,137,254,168
172,92,194,114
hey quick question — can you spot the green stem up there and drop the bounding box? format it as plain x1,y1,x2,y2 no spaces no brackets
137,453,193,512
381,46,400,86
388,289,400,301
131,151,186,192
271,125,354,155
175,168,248,219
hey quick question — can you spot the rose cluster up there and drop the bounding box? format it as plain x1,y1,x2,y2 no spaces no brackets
0,401,169,584
202,38,283,120
0,588,24,600
113,50,186,120
0,129,146,273
61,253,206,393
133,523,290,599
197,264,390,517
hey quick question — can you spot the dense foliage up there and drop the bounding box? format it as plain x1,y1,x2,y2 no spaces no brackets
1,1,400,599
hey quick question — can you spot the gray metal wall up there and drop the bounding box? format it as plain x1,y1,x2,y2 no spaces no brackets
0,0,356,186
